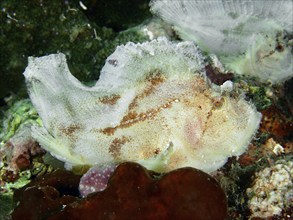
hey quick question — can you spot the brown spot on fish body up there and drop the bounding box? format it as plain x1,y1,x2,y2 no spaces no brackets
98,94,121,105
109,136,130,159
59,124,81,137
129,70,166,110
145,70,165,86
101,127,116,135
101,98,179,135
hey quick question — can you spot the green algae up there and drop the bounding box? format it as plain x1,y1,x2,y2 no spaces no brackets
0,170,31,219
0,99,39,143
0,98,39,145
0,155,56,219
247,86,272,111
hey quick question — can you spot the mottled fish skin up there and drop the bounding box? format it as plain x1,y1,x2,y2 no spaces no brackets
23,37,261,173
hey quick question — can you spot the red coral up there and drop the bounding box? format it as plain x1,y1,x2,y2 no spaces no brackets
12,163,227,220
260,106,293,141
12,170,81,219
1,126,45,171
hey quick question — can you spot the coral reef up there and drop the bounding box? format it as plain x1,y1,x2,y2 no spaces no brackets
0,98,55,219
246,160,293,218
23,38,261,173
1,125,45,171
260,106,293,142
0,149,55,219
0,170,31,219
1,1,292,218
12,162,227,220
0,98,44,172
0,98,39,144
0,0,151,98
12,170,81,220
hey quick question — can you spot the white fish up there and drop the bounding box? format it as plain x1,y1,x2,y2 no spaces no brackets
150,0,293,83
24,37,261,173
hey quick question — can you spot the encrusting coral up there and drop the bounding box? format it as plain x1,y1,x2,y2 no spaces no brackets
1,125,45,171
23,37,261,174
150,0,293,84
12,162,227,220
246,160,293,218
